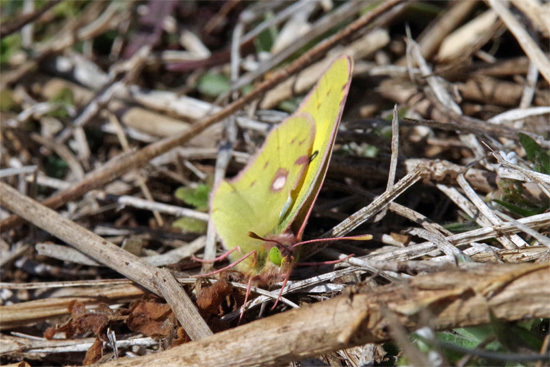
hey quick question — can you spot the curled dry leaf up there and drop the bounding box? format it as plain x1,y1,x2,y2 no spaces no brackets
82,338,104,366
44,300,118,340
196,279,235,316
127,297,178,339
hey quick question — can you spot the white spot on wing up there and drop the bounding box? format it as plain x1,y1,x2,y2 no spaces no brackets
272,176,286,191
271,168,289,192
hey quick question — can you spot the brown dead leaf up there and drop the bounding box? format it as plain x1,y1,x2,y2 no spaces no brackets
44,300,119,340
83,338,103,365
171,327,191,347
127,298,177,338
43,327,56,340
3,362,31,367
196,279,234,316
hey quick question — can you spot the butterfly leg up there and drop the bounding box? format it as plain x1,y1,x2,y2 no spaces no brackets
271,273,291,310
238,276,256,324
194,250,257,278
192,246,243,263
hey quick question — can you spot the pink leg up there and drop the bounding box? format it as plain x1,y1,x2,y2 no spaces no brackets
271,273,290,310
192,246,242,263
193,250,257,278
239,276,255,324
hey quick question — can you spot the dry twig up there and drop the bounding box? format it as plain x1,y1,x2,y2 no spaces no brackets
0,0,404,232
94,263,549,367
0,182,212,340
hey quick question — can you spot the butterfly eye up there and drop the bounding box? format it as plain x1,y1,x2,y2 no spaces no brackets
268,247,282,266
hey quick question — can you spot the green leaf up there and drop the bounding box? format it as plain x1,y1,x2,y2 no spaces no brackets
51,87,75,105
383,107,408,121
278,96,302,113
453,326,499,348
362,144,379,158
519,133,550,174
52,0,88,18
0,89,19,112
494,178,550,218
46,87,75,118
432,331,487,363
45,155,69,179
489,312,544,352
437,330,482,350
444,221,480,233
175,184,210,211
255,13,277,52
0,33,21,65
172,217,207,234
494,199,546,217
197,72,231,98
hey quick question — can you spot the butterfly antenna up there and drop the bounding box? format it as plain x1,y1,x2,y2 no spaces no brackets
248,231,282,246
192,246,242,263
291,234,372,249
298,253,354,267
194,250,257,278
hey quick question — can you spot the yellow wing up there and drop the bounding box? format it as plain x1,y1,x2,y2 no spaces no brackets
282,55,353,239
210,114,315,275
211,56,353,277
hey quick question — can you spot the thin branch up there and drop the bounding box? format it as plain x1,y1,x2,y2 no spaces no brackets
325,167,422,238
0,0,404,232
488,0,550,83
0,0,62,38
0,182,212,341
93,263,550,367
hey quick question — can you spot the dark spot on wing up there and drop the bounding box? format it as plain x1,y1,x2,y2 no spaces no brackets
263,160,269,169
294,155,309,166
309,150,319,163
250,180,256,188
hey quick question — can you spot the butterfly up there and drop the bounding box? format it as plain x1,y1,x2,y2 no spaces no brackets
210,55,365,290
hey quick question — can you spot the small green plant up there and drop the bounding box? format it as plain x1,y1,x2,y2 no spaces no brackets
172,183,211,233
254,12,276,53
45,154,69,179
0,33,21,65
0,89,19,112
278,96,302,113
47,87,75,118
175,184,210,211
397,317,548,366
197,72,231,98
493,134,550,217
519,133,550,174
172,217,207,234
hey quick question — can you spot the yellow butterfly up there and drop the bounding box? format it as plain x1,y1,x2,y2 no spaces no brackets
211,56,365,288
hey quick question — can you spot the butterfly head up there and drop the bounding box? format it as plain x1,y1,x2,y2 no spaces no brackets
248,231,299,282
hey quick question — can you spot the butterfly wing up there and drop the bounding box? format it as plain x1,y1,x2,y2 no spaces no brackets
277,55,353,239
211,114,315,276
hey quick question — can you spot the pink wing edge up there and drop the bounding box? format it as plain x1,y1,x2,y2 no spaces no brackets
295,55,354,240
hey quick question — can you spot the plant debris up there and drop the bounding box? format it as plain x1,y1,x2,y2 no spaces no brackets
1,1,549,366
